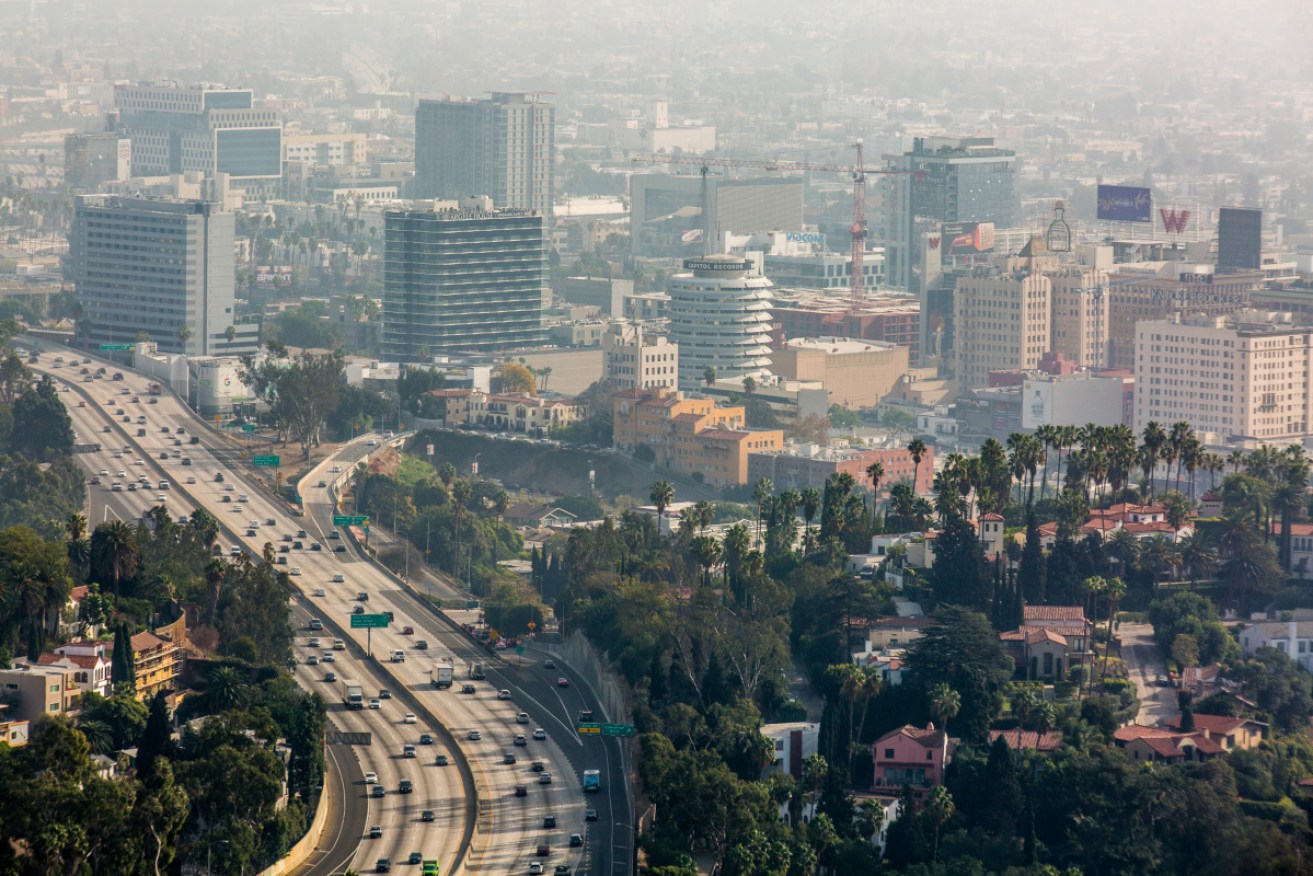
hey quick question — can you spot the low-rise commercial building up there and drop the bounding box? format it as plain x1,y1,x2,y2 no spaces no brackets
613,386,784,487
748,444,934,493
772,294,920,361
770,336,909,410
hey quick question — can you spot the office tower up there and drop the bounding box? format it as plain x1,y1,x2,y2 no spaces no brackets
71,195,257,355
630,174,803,257
1135,311,1312,442
114,83,281,185
602,323,679,391
953,263,1051,390
1218,207,1263,270
382,207,547,359
414,93,554,213
667,255,774,391
883,137,1017,357
1048,269,1111,369
63,133,130,190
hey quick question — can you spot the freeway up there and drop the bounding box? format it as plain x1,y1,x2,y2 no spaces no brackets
304,445,634,876
30,342,587,875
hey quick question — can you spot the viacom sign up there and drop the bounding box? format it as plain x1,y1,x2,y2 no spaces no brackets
784,231,826,246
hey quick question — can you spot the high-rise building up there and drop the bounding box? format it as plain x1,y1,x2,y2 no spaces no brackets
952,260,1051,390
114,84,281,186
71,195,258,355
667,255,774,391
883,137,1017,356
1134,310,1313,442
1048,268,1111,369
381,207,547,359
414,93,554,213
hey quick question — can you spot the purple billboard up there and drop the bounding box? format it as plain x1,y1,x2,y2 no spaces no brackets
1096,185,1152,223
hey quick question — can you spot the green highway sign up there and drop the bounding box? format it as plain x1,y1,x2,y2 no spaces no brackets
466,601,479,610
602,723,637,737
515,646,525,655
99,343,135,351
577,723,600,735
350,613,389,629
333,515,370,526
242,424,256,433
253,455,281,467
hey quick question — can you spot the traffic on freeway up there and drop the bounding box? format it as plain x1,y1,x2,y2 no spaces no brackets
28,343,593,875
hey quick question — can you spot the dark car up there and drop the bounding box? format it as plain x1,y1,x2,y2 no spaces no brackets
420,810,435,823
368,825,382,839
543,815,556,829
371,785,385,798
435,753,449,766
415,640,429,650
408,853,422,865
504,752,517,765
399,779,413,794
585,808,598,822
531,761,545,772
333,545,347,552
419,733,434,745
536,844,550,857
515,785,527,798
569,833,583,847
544,658,555,669
375,858,390,873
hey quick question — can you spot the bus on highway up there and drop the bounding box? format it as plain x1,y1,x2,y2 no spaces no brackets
583,769,601,792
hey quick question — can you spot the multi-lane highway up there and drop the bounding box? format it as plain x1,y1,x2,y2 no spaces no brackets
31,341,634,875
27,343,591,875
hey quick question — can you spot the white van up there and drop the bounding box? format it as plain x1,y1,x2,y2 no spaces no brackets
391,650,405,663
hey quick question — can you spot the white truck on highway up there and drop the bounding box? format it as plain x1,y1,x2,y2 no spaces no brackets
341,678,364,709
431,658,454,689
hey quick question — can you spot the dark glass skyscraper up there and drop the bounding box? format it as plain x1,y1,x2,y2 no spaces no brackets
382,208,547,359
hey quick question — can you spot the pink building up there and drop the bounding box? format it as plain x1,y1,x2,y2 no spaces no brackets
871,723,952,798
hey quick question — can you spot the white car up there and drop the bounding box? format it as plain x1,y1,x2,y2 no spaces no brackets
532,728,546,740
498,690,512,700
225,483,235,491
314,588,326,597
403,712,417,724
369,698,381,710
237,494,248,502
290,567,301,576
308,637,321,648
331,574,345,583
364,771,378,784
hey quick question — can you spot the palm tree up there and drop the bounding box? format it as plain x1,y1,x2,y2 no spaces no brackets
1141,421,1167,501
1142,534,1181,590
206,665,251,712
742,375,757,398
1100,577,1126,681
689,535,722,588
1227,448,1247,475
438,462,456,489
65,513,89,576
798,487,821,551
1035,424,1056,501
77,718,114,754
722,524,751,590
865,461,885,517
752,477,773,543
691,499,714,533
926,785,955,864
90,520,139,608
928,682,960,728
1178,531,1217,586
907,438,927,494
649,480,675,535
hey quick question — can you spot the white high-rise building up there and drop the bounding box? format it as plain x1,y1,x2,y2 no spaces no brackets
667,255,774,391
952,260,1051,389
71,195,258,356
601,323,679,391
1134,310,1313,443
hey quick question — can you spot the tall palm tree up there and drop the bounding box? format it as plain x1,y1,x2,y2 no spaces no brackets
689,535,722,588
65,513,90,577
1178,531,1218,585
752,478,774,543
1167,421,1193,494
1141,421,1167,502
1100,577,1126,681
90,520,139,608
1035,424,1056,502
799,487,820,550
649,480,675,535
865,461,885,518
907,438,928,494
1142,535,1181,591
1227,448,1247,475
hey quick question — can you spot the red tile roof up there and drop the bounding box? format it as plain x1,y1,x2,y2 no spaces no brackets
981,512,1004,521
988,728,1063,752
37,653,103,669
69,585,91,602
1162,713,1256,736
1025,628,1068,647
875,723,946,750
1024,605,1086,623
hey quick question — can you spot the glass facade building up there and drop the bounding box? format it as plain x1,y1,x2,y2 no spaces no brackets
382,208,547,359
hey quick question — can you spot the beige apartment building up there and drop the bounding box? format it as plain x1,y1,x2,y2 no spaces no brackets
1049,269,1111,369
1134,310,1313,442
769,336,909,409
953,263,1052,389
601,323,679,391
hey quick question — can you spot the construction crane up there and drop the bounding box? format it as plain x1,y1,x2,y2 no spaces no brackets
633,145,917,310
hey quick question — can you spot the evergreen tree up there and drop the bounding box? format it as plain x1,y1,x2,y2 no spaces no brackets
136,693,172,780
111,622,135,690
930,514,990,612
982,735,1024,835
1045,534,1084,604
1018,514,1046,606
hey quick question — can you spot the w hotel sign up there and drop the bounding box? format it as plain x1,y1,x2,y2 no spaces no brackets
1159,208,1191,235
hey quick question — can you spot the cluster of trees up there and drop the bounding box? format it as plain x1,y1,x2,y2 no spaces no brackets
0,352,83,538
353,457,524,597
239,349,345,460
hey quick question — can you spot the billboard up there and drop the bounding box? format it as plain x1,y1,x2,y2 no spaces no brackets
1218,207,1262,270
940,222,995,265
1096,185,1152,223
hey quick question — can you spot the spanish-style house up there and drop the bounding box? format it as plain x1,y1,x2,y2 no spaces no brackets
871,723,952,799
